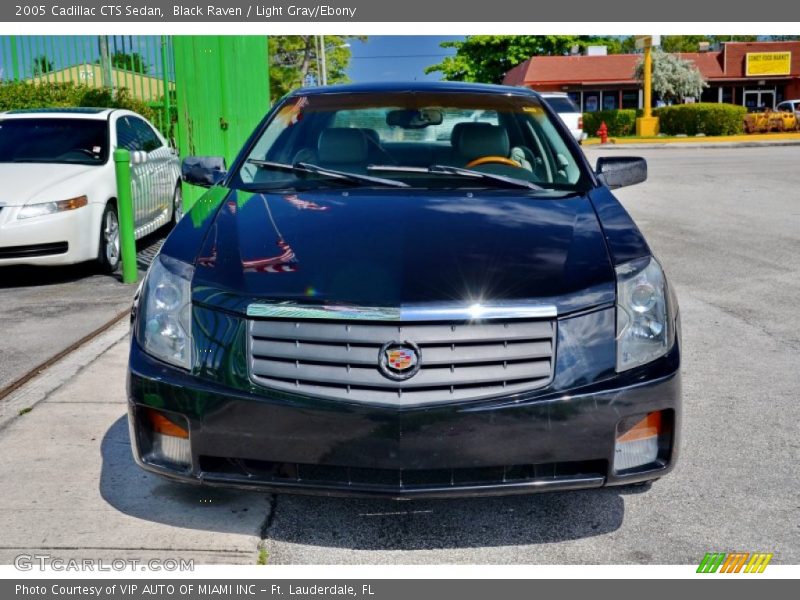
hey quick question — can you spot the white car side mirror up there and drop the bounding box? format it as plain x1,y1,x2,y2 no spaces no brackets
130,150,148,165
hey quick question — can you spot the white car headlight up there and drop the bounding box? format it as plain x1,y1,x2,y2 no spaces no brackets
139,255,194,369
616,257,670,371
17,195,88,219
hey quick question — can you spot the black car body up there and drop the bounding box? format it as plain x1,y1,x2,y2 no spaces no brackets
128,82,681,498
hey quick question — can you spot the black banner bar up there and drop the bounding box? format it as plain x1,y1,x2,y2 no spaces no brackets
2,0,799,22
3,579,797,600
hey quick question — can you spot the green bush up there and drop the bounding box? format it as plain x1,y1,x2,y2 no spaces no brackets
654,103,746,136
582,109,638,137
0,81,158,126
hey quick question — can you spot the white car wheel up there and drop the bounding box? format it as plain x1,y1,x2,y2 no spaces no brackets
98,203,121,273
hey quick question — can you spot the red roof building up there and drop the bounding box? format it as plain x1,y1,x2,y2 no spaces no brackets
503,41,800,112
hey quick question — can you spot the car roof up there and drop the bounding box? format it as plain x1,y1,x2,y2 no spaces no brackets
289,81,540,98
0,107,115,119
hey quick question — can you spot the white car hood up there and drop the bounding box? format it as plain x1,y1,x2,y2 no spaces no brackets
0,162,105,206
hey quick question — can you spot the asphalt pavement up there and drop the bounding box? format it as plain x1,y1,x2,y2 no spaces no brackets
0,231,164,393
0,145,798,565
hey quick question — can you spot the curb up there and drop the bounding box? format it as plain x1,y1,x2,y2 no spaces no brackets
584,140,800,150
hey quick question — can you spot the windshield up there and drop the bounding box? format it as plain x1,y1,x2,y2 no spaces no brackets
0,118,108,165
234,91,590,193
543,96,580,114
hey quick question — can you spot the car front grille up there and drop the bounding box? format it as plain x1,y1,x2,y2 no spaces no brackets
248,317,556,406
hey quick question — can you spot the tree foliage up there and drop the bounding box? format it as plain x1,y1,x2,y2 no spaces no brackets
108,51,149,73
268,36,365,100
659,35,757,52
635,49,707,103
425,36,633,84
32,55,54,76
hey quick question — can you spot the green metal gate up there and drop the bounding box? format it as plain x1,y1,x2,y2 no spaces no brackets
1,35,271,213
1,34,272,278
0,35,175,137
172,36,271,211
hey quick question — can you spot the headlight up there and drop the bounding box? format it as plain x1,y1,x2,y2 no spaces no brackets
616,257,671,371
138,255,194,369
17,195,88,219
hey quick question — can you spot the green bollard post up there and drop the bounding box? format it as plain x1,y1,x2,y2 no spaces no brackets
113,148,138,284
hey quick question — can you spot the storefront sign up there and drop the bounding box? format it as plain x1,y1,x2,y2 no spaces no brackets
746,52,792,77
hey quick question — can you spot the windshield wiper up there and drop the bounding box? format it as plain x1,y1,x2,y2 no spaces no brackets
367,164,543,191
246,159,409,188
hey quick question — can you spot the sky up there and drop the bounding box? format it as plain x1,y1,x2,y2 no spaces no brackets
346,36,464,83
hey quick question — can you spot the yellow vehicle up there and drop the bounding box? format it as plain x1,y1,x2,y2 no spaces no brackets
744,107,799,133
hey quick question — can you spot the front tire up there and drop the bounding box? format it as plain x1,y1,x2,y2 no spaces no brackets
97,202,121,274
171,183,183,225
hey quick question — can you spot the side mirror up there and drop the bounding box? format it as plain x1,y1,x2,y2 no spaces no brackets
130,150,148,165
181,156,227,188
596,157,647,190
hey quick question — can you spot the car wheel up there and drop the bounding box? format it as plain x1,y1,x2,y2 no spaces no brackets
171,183,183,224
97,202,121,273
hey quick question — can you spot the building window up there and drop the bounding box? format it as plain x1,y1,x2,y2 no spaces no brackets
700,86,719,103
584,92,600,112
622,90,639,109
721,87,733,104
602,92,618,110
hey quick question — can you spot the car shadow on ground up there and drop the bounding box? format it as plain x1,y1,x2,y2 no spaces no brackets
100,416,639,548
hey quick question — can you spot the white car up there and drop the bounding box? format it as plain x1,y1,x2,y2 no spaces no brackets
0,108,181,272
538,92,586,143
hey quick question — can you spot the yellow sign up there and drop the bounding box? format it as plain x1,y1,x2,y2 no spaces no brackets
746,52,792,77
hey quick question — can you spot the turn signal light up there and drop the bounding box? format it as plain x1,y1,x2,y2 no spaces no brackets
145,408,188,438
614,411,667,472
617,412,662,443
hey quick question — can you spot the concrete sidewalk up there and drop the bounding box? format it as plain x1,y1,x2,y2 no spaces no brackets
0,323,270,566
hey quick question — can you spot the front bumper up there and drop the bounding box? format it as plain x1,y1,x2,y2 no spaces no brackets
0,204,100,266
128,311,681,498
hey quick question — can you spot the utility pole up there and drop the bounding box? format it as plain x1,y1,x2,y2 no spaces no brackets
318,35,327,86
98,35,114,90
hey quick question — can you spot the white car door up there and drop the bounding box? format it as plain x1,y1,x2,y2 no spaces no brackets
128,116,174,231
114,115,151,231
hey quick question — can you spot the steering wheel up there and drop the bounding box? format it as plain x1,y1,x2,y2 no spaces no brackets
465,156,522,168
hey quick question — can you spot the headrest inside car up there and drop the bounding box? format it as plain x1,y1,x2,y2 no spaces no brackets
454,123,510,161
318,128,368,164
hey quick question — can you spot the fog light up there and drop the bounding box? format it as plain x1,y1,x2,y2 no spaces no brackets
614,412,662,472
142,408,191,469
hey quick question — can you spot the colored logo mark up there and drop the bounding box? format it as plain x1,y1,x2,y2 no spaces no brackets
697,552,773,573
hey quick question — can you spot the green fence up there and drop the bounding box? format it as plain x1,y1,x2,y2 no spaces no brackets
0,35,175,138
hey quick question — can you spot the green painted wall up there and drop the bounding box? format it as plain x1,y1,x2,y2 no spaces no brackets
173,36,270,210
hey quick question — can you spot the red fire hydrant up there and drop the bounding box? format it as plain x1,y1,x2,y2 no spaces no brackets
596,121,609,144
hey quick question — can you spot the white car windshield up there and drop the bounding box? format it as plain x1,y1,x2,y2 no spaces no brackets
0,118,107,165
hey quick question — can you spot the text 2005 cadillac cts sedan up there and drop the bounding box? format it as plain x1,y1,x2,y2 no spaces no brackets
128,82,681,498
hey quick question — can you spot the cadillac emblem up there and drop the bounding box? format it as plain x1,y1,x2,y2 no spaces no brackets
378,341,422,381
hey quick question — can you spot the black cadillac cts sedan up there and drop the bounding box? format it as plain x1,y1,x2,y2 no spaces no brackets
128,82,681,498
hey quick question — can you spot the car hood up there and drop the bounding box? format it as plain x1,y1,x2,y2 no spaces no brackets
189,189,616,316
0,162,103,206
